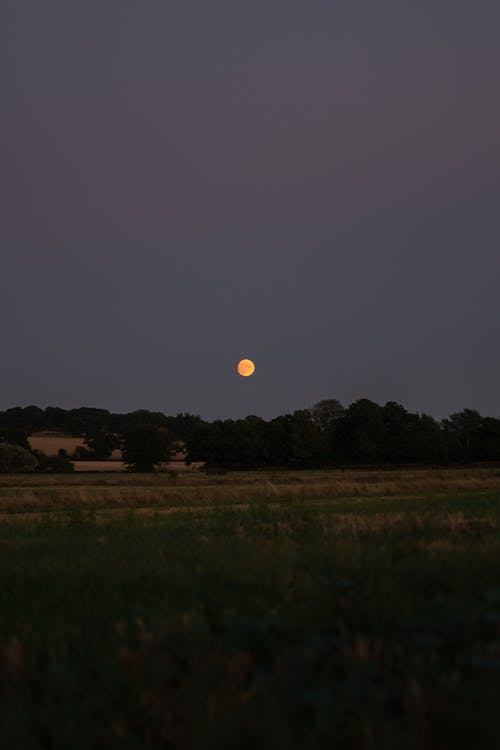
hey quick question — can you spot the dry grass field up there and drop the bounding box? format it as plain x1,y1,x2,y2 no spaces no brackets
71,460,200,472
1,467,499,749
0,466,499,518
71,460,127,472
28,433,123,461
28,434,87,456
27,435,196,471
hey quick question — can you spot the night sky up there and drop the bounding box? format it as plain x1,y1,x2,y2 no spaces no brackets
2,1,499,420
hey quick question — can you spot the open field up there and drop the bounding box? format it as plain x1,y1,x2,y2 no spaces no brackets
28,434,87,456
71,460,203,473
1,468,499,748
1,466,500,516
27,435,197,471
28,435,124,465
28,435,124,463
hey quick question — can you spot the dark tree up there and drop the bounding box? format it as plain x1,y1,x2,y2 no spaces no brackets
185,419,262,470
310,399,345,433
34,449,74,473
0,443,38,473
165,413,204,442
480,417,500,461
407,413,445,464
442,409,484,462
0,406,45,433
84,430,119,459
381,401,413,462
112,410,170,435
309,399,345,463
0,429,30,451
121,425,173,472
335,399,386,464
268,411,324,468
67,408,111,434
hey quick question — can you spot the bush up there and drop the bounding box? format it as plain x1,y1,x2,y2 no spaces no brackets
73,446,94,461
34,449,74,473
0,429,30,450
0,443,38,473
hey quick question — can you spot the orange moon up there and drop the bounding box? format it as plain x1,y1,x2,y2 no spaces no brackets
237,359,255,377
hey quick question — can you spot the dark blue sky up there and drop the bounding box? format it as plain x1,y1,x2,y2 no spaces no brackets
2,1,499,420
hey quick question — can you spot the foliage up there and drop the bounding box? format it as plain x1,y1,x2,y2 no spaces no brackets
34,449,75,473
185,400,497,469
442,408,498,462
83,430,119,459
309,398,345,432
0,406,199,441
0,429,30,451
0,443,37,473
187,411,324,470
121,425,174,472
73,445,94,460
0,402,499,469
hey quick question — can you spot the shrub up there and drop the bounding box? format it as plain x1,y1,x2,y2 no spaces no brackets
34,449,74,473
0,443,38,473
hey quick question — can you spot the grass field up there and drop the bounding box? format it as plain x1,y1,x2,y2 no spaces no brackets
26,435,197,471
1,468,499,748
28,435,88,456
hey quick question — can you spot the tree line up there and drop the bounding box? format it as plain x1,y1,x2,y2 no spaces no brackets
0,407,200,473
185,400,500,469
0,405,198,439
1,400,500,472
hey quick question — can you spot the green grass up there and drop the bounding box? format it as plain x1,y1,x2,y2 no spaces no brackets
0,475,500,748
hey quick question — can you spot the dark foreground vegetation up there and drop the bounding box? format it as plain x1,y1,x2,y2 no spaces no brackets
1,399,500,471
0,470,499,749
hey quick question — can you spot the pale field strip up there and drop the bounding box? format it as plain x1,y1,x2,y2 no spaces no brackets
29,436,87,455
72,461,126,471
1,467,500,490
0,503,497,535
28,435,122,461
0,468,499,517
27,435,194,470
72,461,203,472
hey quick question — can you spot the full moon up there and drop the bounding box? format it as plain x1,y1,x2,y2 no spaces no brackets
237,359,255,377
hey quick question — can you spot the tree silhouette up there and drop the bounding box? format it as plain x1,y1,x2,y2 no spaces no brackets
121,425,173,472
